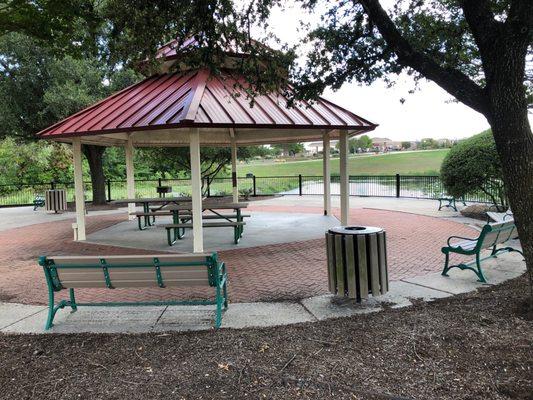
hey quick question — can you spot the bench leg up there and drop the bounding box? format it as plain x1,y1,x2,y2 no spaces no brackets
44,288,68,330
137,216,148,231
167,228,177,246
223,279,228,310
451,199,457,212
441,252,450,277
215,285,223,329
474,253,486,283
69,288,78,312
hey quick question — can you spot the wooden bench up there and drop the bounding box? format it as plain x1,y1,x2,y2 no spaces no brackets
38,253,228,330
162,221,246,246
441,221,523,282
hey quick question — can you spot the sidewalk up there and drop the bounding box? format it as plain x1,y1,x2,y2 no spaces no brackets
1,249,524,334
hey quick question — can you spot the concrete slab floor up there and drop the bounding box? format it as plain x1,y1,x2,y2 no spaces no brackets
85,211,341,252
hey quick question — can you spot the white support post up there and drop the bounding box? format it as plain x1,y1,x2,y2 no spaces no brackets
125,136,136,220
322,131,331,216
72,138,86,241
339,130,349,225
230,135,238,203
190,128,204,253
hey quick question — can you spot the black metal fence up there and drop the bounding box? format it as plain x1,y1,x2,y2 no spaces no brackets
0,174,497,207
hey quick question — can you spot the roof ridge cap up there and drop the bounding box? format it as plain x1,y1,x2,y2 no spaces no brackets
181,69,210,122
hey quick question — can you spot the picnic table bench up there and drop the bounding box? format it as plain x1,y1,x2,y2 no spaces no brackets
38,253,228,330
112,197,194,229
162,202,249,246
441,220,523,282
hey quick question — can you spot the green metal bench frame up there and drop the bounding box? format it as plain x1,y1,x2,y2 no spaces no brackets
441,221,523,282
164,208,246,246
33,194,45,211
38,253,228,330
437,197,466,212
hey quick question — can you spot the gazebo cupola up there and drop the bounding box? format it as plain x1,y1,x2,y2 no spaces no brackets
37,36,378,251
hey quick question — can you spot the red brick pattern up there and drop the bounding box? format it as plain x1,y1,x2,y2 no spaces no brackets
0,207,475,305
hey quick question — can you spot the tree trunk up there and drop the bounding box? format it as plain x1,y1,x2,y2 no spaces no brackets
487,92,533,302
82,144,107,205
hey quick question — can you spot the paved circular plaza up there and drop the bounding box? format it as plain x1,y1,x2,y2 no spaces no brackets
0,200,476,306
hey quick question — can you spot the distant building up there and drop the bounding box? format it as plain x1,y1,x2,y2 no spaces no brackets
305,140,339,154
371,137,402,152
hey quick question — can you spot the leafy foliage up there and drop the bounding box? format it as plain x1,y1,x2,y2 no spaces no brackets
440,130,506,210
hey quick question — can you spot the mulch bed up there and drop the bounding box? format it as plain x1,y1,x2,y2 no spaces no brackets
1,275,531,400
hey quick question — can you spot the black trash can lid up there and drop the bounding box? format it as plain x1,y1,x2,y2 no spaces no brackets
328,226,383,235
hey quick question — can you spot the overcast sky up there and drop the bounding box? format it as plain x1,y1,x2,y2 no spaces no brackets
259,2,529,141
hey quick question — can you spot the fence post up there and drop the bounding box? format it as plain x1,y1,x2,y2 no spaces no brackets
50,181,56,190
396,174,400,198
298,174,303,196
107,180,112,202
158,177,162,187
252,175,257,197
206,177,211,197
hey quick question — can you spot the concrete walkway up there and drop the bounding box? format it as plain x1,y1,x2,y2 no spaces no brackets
1,248,525,334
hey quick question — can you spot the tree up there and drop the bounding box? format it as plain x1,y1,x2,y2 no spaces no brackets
271,143,305,157
401,141,411,150
349,134,373,152
139,146,257,194
441,131,506,210
419,138,439,150
0,33,141,203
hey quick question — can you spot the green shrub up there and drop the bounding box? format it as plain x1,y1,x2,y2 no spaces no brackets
440,130,506,210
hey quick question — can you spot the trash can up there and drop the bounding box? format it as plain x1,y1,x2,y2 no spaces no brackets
325,226,388,301
45,189,67,213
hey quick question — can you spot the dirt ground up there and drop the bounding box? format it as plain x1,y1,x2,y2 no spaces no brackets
1,275,531,400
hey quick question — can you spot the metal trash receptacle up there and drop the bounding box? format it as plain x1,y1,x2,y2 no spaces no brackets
326,226,388,300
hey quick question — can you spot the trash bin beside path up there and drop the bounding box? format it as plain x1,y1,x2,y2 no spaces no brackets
326,226,389,301
45,189,67,213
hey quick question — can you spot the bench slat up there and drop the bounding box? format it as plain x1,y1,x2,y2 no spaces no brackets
162,222,245,229
60,279,211,288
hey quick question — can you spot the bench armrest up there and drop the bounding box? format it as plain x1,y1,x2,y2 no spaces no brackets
447,235,477,247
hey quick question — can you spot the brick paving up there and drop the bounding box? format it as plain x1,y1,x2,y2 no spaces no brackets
0,206,475,305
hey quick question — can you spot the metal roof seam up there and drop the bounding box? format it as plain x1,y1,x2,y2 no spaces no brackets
107,73,187,129
227,75,276,124
315,98,348,126
72,75,169,133
38,75,156,136
264,92,297,125
212,74,257,124
91,74,179,131
203,83,237,124
277,87,315,125
319,97,376,127
120,71,197,128
148,88,192,125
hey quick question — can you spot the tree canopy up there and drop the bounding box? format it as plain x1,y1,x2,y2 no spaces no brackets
440,130,506,210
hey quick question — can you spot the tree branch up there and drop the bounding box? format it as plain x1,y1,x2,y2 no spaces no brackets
358,0,490,116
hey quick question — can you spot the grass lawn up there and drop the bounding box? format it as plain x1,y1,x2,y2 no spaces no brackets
237,149,449,176
0,275,529,399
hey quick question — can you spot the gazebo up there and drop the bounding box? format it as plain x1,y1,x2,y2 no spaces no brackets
37,40,377,253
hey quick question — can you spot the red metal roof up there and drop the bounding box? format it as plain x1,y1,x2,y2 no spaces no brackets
37,69,376,139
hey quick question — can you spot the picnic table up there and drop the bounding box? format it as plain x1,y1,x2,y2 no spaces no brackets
162,202,249,245
111,197,194,229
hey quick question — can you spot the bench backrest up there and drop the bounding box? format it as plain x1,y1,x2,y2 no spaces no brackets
478,221,517,250
39,254,219,291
